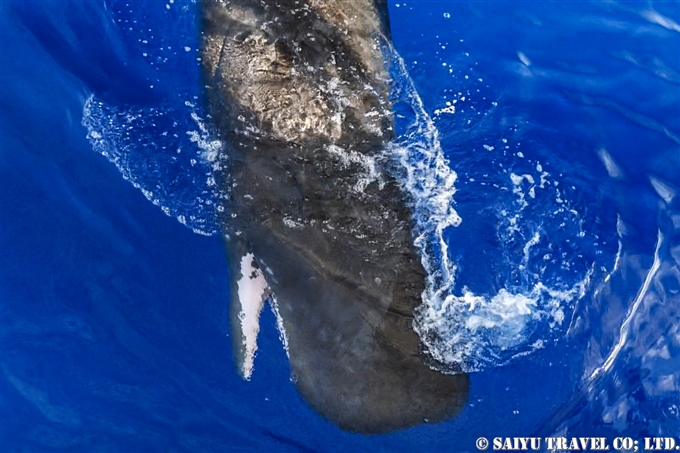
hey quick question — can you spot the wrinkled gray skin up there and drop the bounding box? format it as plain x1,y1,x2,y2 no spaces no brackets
201,0,469,433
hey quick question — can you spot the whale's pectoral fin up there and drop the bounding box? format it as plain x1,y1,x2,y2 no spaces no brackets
226,237,271,380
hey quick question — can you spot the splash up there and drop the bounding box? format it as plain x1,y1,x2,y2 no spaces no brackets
82,95,225,236
382,42,599,373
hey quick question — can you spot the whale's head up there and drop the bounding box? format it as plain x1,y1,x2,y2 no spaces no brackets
201,0,470,433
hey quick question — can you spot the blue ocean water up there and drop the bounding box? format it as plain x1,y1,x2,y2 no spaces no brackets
1,0,679,451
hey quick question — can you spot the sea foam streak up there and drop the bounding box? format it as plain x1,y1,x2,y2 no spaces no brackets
82,96,224,236
382,42,595,373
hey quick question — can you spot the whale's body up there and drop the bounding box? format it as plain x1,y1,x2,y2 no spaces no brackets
201,0,468,433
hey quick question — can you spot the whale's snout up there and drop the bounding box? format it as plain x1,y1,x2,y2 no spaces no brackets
249,233,469,433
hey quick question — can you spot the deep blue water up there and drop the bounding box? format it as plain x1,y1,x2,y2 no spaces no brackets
1,1,679,451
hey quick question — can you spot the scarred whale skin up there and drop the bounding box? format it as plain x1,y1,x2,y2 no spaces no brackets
200,0,469,433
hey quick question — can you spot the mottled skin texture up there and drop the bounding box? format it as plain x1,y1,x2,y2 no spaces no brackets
201,0,469,433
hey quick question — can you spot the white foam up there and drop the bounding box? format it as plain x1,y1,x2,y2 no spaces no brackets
434,104,456,116
268,294,290,359
383,42,597,373
282,217,304,229
510,172,536,207
82,94,224,235
325,144,384,192
416,277,590,371
522,231,541,267
384,44,461,289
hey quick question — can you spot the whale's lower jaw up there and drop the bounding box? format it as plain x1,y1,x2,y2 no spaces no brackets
249,232,470,434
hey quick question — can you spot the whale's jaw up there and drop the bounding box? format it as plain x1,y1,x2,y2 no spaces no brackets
250,231,469,434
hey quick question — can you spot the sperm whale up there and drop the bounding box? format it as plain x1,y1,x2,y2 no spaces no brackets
200,0,469,433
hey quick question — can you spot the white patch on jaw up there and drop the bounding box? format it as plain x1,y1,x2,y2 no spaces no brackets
236,253,269,380
268,294,290,359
